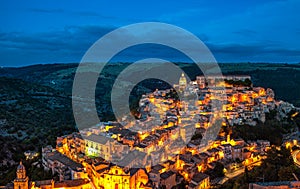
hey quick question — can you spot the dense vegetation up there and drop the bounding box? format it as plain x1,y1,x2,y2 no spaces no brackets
230,110,298,146
0,77,76,184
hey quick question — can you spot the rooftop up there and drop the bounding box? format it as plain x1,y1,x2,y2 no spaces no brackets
54,179,90,187
160,171,175,179
84,134,113,144
191,172,209,183
47,151,83,171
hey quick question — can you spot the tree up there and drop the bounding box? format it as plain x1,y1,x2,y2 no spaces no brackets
213,162,225,178
244,78,252,87
278,166,295,181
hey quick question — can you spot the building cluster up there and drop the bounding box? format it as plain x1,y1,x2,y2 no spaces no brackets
7,74,296,189
194,75,276,126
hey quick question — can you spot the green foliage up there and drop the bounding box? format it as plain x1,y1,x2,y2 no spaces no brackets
231,111,297,145
213,162,225,178
248,146,299,182
205,162,225,179
28,165,53,181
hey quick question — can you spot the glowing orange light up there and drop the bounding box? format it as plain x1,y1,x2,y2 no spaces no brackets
259,88,266,96
292,112,299,118
198,165,203,172
252,92,258,98
231,95,238,103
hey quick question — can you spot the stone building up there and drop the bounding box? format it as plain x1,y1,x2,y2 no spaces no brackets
14,162,29,189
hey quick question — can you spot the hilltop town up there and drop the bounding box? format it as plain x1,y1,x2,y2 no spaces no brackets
5,73,300,189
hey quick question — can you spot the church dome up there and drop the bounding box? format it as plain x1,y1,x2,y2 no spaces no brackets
179,73,187,86
17,161,25,171
16,161,27,180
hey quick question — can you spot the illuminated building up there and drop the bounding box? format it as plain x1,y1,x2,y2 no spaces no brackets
6,74,290,189
160,171,176,189
196,76,206,88
179,73,187,91
56,133,85,160
258,88,266,96
84,134,116,160
42,151,87,180
188,173,210,189
180,124,195,143
149,164,167,188
95,165,150,189
14,162,29,189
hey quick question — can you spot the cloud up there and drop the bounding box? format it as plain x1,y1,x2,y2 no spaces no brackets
1,22,300,67
207,42,300,63
0,25,115,51
2,0,300,66
0,25,117,66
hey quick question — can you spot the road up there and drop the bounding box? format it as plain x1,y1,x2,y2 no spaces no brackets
217,161,262,185
217,167,245,185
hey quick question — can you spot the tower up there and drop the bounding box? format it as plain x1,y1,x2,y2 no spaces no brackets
179,73,187,91
14,161,29,189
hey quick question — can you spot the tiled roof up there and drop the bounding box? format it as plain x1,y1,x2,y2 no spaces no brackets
160,171,175,180
47,151,83,170
191,173,209,183
84,134,113,144
54,179,89,187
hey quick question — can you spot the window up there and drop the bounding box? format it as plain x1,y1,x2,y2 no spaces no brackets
116,170,118,174
115,184,118,189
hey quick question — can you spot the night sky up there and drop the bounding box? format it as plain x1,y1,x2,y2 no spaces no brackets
1,0,300,66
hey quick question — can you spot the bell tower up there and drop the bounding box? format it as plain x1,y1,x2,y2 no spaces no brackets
14,161,29,189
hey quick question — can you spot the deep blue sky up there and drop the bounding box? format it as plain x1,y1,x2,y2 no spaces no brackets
1,0,300,66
